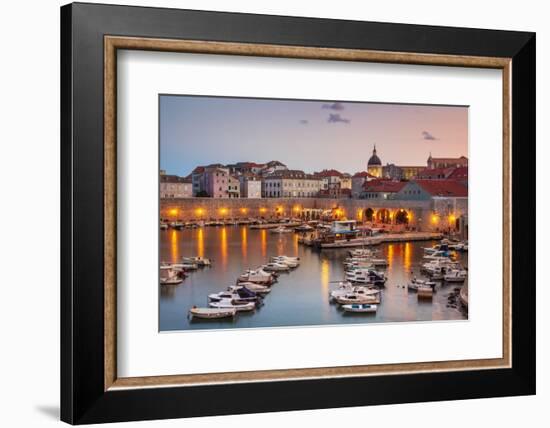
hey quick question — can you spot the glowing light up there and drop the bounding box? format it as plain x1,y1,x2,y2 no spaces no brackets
259,207,267,214
219,207,228,216
449,214,456,223
260,229,267,257
195,208,204,216
431,214,439,224
220,227,227,267
240,207,248,214
197,228,204,258
169,208,178,216
170,229,179,262
293,205,301,213
241,226,248,259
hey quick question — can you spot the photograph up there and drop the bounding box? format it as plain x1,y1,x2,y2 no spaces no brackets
159,95,469,331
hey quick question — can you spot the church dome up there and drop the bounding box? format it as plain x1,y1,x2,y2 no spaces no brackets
368,145,382,166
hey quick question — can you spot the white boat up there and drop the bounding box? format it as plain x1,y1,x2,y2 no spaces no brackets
170,221,184,230
444,269,468,282
335,293,379,305
208,291,262,303
422,259,462,275
188,307,237,320
270,226,293,234
294,224,314,232
407,277,436,291
228,283,271,295
345,269,386,286
160,276,183,285
159,266,183,285
342,303,378,313
181,256,211,267
160,222,168,230
424,250,453,260
449,242,468,252
209,299,256,312
237,269,277,285
330,283,380,301
349,248,376,257
261,262,290,272
271,256,299,268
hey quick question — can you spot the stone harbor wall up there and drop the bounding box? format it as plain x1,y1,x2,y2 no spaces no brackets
159,197,466,233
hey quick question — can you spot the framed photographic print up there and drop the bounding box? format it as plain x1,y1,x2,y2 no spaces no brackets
61,2,536,424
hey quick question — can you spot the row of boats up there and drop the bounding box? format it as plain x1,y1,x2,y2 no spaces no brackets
404,242,469,298
188,255,300,320
161,218,315,231
159,256,212,285
326,248,390,314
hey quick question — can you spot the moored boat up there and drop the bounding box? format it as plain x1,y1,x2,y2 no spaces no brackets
444,269,467,282
188,306,237,320
261,262,290,272
182,256,211,267
342,303,378,313
209,299,256,312
407,277,436,291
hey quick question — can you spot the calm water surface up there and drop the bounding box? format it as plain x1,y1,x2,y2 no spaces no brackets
160,226,467,331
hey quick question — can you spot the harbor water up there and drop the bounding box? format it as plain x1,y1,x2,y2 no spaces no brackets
160,226,468,331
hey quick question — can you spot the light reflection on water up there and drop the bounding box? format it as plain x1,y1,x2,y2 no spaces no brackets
160,226,467,331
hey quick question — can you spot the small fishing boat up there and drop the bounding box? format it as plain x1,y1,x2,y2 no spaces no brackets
170,221,184,230
188,306,237,320
209,299,256,312
330,283,380,301
237,269,277,285
335,293,379,305
261,262,290,272
349,248,376,257
270,226,293,234
424,250,453,260
407,277,436,291
159,266,184,285
271,256,299,268
345,269,386,286
444,269,467,282
160,222,168,230
160,276,183,285
342,303,378,313
181,256,211,267
423,243,450,254
228,283,271,295
209,286,262,303
294,224,314,232
448,242,468,252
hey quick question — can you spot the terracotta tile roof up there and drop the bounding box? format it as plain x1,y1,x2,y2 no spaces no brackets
363,180,406,193
414,179,468,197
431,156,468,163
447,166,468,180
160,174,190,184
314,169,344,178
192,166,205,174
416,167,453,179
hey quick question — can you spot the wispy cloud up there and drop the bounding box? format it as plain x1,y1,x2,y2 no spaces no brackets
327,113,350,124
322,102,345,111
299,119,309,125
422,130,438,140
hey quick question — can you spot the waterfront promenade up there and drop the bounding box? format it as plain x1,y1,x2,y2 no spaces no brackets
160,197,452,232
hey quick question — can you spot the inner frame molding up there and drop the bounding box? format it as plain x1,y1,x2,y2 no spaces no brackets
104,35,512,391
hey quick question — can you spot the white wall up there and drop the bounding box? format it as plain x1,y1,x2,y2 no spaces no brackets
0,0,546,427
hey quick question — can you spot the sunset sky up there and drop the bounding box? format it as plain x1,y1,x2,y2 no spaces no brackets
160,95,468,176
